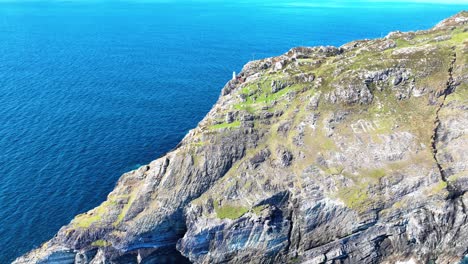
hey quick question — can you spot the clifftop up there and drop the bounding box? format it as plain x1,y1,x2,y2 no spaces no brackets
15,12,468,264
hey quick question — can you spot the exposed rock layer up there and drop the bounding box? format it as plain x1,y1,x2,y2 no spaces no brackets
15,12,468,264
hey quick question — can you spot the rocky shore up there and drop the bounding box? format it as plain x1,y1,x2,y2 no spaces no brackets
14,12,468,264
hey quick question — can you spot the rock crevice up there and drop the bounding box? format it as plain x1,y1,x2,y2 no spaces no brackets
431,48,466,200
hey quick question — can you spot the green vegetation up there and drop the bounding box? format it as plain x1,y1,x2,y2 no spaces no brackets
234,104,255,114
391,200,406,210
303,125,337,155
336,168,387,212
336,184,374,212
252,205,267,215
289,256,300,263
91,240,111,247
366,168,386,180
325,166,344,175
233,76,308,115
74,214,102,228
448,29,468,45
190,141,206,147
448,172,465,183
256,85,292,103
114,193,136,226
72,190,144,229
210,120,241,130
389,26,467,50
73,200,116,228
214,202,249,220
395,38,411,48
445,84,467,104
429,181,448,195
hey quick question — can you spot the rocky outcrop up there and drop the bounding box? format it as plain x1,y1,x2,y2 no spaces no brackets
15,12,468,264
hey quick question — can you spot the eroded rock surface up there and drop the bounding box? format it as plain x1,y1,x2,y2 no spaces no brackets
15,12,468,264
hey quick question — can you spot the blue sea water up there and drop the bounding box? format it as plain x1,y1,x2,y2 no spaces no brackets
0,1,466,262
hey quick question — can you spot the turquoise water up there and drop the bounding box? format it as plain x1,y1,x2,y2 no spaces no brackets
0,1,466,262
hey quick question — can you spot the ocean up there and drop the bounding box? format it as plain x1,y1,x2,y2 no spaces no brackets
0,1,466,262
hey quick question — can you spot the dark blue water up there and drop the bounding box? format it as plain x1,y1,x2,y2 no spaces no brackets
0,1,466,262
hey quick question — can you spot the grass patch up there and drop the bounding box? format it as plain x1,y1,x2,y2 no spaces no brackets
91,240,110,247
445,84,468,104
336,183,375,212
73,200,116,228
114,193,137,226
449,30,468,45
252,205,267,215
325,166,344,175
234,104,255,114
214,203,249,220
447,172,466,183
394,38,412,48
74,214,101,228
335,168,387,212
303,124,337,154
366,168,386,180
190,141,206,147
210,120,241,130
428,181,448,195
233,75,307,114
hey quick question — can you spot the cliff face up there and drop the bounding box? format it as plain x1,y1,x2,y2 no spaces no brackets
15,12,468,264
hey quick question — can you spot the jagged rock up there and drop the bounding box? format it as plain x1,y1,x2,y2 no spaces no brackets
276,147,293,167
225,112,235,124
274,60,286,71
14,12,468,264
306,92,321,111
250,149,271,168
393,74,403,86
277,121,291,137
333,79,374,104
287,46,342,58
271,79,291,93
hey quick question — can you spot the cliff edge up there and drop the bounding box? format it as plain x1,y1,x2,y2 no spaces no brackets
15,12,468,264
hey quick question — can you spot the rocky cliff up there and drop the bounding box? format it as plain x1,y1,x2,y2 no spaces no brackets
14,12,468,264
